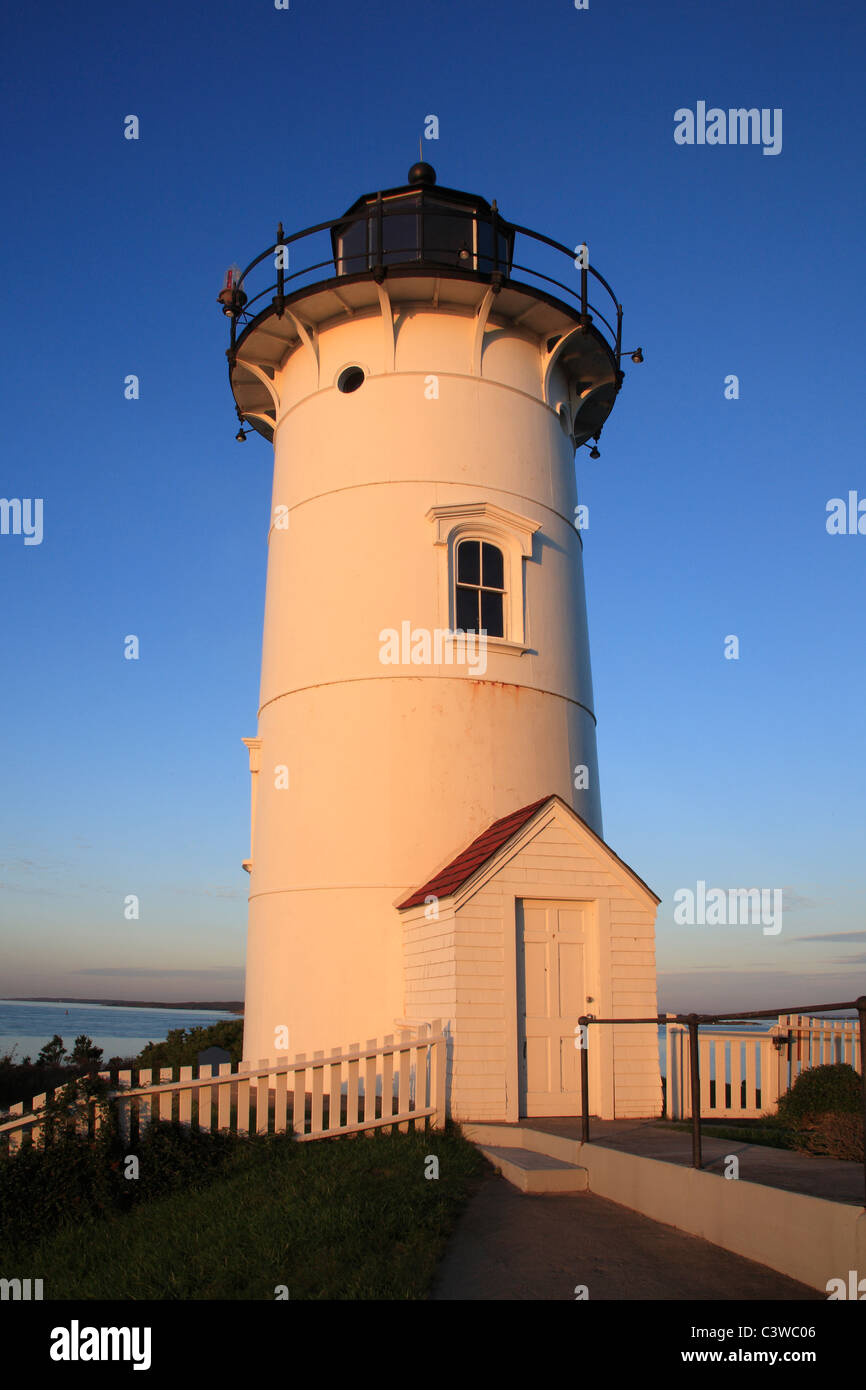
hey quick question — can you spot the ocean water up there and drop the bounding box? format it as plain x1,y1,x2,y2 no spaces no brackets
0,999,240,1063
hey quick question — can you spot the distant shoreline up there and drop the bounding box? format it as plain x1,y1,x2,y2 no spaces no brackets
6,997,244,1014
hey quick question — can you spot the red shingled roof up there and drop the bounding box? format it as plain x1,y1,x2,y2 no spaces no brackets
397,796,553,910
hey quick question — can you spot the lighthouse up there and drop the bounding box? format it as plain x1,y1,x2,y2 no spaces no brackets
222,165,661,1122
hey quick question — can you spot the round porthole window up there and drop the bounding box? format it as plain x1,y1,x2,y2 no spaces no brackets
337,366,365,393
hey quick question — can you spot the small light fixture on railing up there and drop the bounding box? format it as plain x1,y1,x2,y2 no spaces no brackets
235,427,248,442
218,264,248,318
625,347,644,364
589,443,601,459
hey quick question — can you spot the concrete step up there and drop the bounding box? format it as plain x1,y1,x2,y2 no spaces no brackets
476,1143,588,1194
462,1121,584,1167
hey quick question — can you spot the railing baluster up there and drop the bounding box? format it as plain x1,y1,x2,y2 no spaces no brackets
687,1016,702,1168
292,1054,307,1136
731,1039,744,1115
700,1037,712,1116
117,1070,132,1143
179,1066,193,1128
137,1068,152,1133
329,1048,343,1133
413,1036,426,1131
236,1064,250,1135
381,1034,395,1133
397,1030,411,1133
274,1055,288,1135
745,1037,757,1114
346,1043,360,1129
311,1052,324,1135
198,1062,213,1133
8,1102,24,1153
430,1020,445,1129
159,1067,173,1124
217,1061,232,1131
29,1092,45,1146
256,1058,270,1135
364,1038,377,1131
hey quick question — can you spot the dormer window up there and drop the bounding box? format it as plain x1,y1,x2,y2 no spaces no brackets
456,540,505,638
427,502,541,656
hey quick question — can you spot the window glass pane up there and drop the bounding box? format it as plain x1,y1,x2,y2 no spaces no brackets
382,198,421,265
482,543,504,590
480,589,504,638
456,586,478,632
457,540,480,585
423,206,474,266
476,220,513,274
337,219,369,274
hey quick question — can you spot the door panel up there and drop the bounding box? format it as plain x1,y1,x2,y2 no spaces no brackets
558,942,584,1016
517,900,588,1117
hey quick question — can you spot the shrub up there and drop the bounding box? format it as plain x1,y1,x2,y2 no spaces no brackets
135,1019,243,1070
0,1117,243,1258
0,1131,118,1253
134,1121,238,1199
789,1112,863,1162
0,1057,93,1111
776,1063,862,1123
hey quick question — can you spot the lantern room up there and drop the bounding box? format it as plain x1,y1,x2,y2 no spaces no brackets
331,161,514,278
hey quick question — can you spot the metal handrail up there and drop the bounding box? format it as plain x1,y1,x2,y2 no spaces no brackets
576,996,866,1204
223,198,623,366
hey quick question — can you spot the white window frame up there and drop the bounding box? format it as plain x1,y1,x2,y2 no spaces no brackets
427,502,540,655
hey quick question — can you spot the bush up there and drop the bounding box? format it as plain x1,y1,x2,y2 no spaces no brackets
0,1056,94,1111
789,1112,863,1162
776,1063,862,1123
0,1116,242,1258
776,1063,864,1163
135,1019,243,1071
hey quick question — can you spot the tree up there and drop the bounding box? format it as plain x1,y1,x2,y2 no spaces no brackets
36,1034,67,1067
70,1035,104,1067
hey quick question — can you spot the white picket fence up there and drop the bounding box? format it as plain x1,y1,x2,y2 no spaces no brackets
665,1014,861,1121
0,1025,446,1154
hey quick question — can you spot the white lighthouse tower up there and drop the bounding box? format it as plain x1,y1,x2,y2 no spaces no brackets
222,164,661,1122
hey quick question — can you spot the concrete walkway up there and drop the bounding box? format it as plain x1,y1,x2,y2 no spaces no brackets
515,1118,865,1206
431,1171,822,1300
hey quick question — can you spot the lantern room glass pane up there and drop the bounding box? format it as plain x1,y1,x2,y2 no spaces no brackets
422,203,475,266
382,200,421,265
476,219,513,274
337,218,369,275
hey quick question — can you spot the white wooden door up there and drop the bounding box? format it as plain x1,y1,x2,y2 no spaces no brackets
517,900,587,1117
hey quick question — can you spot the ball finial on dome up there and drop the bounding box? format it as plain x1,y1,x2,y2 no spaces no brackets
408,162,437,187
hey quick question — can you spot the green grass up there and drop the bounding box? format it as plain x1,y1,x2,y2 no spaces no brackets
3,1126,485,1300
660,1119,796,1150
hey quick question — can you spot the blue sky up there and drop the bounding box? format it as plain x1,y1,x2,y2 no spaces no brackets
1,0,864,1013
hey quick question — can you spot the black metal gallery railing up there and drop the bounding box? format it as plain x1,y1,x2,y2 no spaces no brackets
577,997,866,1204
219,199,623,367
